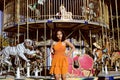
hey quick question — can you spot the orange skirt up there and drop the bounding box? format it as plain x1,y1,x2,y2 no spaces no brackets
49,55,68,74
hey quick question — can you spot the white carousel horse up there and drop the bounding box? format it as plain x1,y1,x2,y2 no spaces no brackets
82,2,96,21
1,39,39,66
57,5,72,20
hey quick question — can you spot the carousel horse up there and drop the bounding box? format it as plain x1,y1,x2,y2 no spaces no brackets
0,39,40,66
68,54,94,77
92,48,109,64
26,45,44,75
92,42,111,74
56,5,72,20
111,51,120,69
28,0,45,18
82,2,96,21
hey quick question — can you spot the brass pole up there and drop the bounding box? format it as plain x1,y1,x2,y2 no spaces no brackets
89,30,92,53
44,0,47,76
102,0,105,45
99,0,105,46
27,0,29,39
79,30,82,53
49,0,50,19
44,23,47,76
37,29,38,41
17,0,20,43
115,0,120,49
110,1,115,50
103,1,108,42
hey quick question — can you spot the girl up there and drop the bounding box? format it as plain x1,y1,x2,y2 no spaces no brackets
50,29,75,80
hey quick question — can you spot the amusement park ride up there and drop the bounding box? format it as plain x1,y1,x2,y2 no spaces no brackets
0,0,120,79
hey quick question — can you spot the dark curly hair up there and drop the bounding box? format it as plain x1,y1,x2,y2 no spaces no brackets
52,29,66,41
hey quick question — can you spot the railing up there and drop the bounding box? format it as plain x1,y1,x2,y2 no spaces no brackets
3,0,109,28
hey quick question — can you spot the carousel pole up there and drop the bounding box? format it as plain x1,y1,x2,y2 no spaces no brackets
49,0,50,19
44,22,47,77
89,30,92,53
103,0,109,74
103,0,108,42
100,35,102,48
44,0,47,77
84,0,87,20
16,0,21,78
26,0,30,77
99,0,104,46
115,0,120,50
17,0,20,43
99,0,101,37
110,0,115,50
36,29,39,41
96,34,99,44
103,0,109,52
100,0,105,73
115,0,119,72
36,0,39,42
102,0,105,46
79,30,82,55
27,0,29,39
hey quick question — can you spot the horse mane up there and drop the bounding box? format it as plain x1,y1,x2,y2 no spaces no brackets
23,43,34,50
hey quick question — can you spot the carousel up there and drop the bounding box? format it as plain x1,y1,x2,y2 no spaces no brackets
0,0,120,80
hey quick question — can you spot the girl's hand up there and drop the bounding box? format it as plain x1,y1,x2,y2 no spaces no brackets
66,51,71,57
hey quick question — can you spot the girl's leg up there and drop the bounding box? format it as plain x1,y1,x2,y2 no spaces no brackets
61,74,67,80
55,74,60,80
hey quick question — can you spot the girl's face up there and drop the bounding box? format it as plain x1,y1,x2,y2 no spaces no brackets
57,31,63,40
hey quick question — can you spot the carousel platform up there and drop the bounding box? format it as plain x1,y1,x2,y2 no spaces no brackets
1,71,120,80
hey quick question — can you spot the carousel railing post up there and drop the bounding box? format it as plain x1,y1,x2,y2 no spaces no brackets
115,61,118,72
16,66,20,78
15,55,21,79
35,67,39,77
102,65,105,73
105,65,108,74
26,62,30,77
115,65,118,72
7,65,11,72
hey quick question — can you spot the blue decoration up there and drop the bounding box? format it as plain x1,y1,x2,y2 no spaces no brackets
47,20,52,23
84,21,88,24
